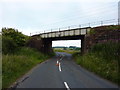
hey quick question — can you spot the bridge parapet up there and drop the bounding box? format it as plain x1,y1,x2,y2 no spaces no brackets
40,27,91,38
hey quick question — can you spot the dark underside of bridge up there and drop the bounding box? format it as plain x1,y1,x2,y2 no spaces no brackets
42,35,86,54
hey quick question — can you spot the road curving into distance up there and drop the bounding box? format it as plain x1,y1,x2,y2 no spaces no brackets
15,52,118,89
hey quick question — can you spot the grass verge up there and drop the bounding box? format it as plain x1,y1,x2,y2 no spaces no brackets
73,42,119,85
2,47,54,88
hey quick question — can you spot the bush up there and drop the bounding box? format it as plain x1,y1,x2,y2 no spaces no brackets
2,28,29,46
2,28,29,54
2,36,18,54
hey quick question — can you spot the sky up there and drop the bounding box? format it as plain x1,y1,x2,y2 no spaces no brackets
52,40,81,47
0,0,119,47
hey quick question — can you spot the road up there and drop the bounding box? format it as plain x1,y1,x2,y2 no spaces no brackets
15,52,118,89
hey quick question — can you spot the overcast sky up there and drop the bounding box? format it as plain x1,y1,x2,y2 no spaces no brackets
0,0,119,47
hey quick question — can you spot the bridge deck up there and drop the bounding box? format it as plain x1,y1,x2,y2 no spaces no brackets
39,27,91,38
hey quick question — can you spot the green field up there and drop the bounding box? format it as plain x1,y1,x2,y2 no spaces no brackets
54,49,80,54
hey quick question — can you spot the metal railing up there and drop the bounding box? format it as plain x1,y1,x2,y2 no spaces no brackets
30,19,119,36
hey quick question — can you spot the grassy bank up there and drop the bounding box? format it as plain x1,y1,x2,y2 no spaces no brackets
2,47,54,88
73,42,119,85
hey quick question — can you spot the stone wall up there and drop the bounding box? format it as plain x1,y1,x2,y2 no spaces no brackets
27,36,53,54
26,36,44,52
85,25,120,51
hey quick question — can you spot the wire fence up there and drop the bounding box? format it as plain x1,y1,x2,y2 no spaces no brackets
30,18,119,36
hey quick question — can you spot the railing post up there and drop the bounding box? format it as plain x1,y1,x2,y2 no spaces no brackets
88,23,90,27
79,24,81,35
68,26,70,30
101,21,103,26
51,29,52,37
68,26,70,36
44,31,45,38
59,28,60,37
79,25,81,29
51,29,52,32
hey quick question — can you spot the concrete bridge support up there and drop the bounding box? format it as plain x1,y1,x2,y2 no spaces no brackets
42,39,53,54
81,35,87,55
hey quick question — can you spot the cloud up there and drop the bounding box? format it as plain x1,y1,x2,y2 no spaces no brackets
1,0,119,3
1,0,118,35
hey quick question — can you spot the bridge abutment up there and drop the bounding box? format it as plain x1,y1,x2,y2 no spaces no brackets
42,39,53,54
81,35,87,55
28,35,87,55
29,25,119,55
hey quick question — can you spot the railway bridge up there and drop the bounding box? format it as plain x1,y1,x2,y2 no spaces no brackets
31,27,91,54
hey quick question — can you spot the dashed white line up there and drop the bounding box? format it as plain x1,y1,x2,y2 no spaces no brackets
57,60,59,64
59,63,62,72
64,82,70,90
60,58,62,61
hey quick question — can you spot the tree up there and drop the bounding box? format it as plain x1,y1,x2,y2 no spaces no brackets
2,28,28,47
2,28,29,54
2,36,17,54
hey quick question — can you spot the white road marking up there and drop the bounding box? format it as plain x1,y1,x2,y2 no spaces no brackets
64,82,70,90
60,58,62,61
59,63,62,72
57,60,59,64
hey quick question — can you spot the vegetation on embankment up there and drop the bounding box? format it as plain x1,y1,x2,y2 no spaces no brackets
2,28,54,88
2,47,53,88
73,42,120,85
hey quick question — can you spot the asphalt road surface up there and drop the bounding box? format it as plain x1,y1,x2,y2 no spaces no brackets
15,52,118,89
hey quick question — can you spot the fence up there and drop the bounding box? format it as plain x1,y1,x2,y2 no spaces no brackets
30,18,119,36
